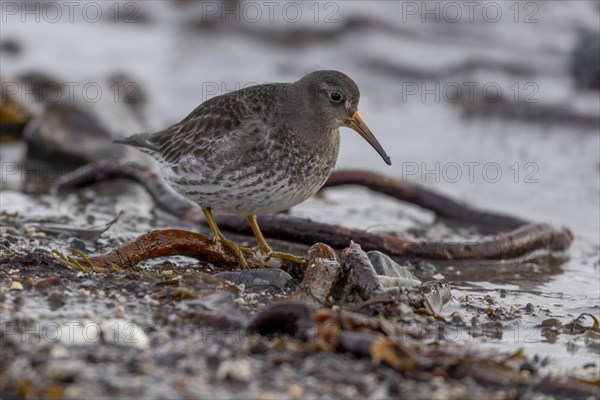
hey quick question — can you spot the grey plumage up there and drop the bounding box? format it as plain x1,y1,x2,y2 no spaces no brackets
118,70,390,216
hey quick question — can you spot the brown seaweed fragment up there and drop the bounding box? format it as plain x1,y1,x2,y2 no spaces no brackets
57,229,286,271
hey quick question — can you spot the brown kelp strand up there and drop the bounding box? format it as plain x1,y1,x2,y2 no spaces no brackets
56,161,573,260
56,159,198,219
324,169,529,231
215,215,572,260
60,229,295,271
67,230,238,270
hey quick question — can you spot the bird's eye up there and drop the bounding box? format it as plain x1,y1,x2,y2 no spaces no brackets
329,92,343,102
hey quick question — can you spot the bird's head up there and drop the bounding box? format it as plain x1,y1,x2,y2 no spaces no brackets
293,70,391,166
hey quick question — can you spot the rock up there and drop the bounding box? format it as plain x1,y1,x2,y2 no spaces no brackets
35,275,63,294
21,101,125,192
290,243,341,305
571,30,600,90
421,282,452,315
343,243,384,300
410,260,437,277
44,359,83,382
180,270,240,294
215,269,294,291
9,281,23,291
175,292,249,329
107,72,148,121
47,290,66,311
67,237,88,252
367,251,421,288
248,302,313,340
100,319,149,350
24,102,123,165
0,38,21,55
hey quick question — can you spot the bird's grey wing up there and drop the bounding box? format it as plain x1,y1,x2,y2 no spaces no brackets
118,84,279,167
116,102,245,163
157,86,280,164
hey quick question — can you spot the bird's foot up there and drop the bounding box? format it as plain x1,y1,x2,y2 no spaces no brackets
255,243,305,264
212,235,251,269
269,251,305,264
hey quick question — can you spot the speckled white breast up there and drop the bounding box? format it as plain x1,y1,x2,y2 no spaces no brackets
160,131,340,215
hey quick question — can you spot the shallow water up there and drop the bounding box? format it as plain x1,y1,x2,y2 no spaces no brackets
2,0,599,381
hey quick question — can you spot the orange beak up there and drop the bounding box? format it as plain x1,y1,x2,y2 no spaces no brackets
346,111,391,165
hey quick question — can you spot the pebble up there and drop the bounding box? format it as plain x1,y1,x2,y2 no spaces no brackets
49,344,70,359
288,384,304,400
450,311,464,324
35,276,63,293
411,260,437,277
571,29,600,89
113,305,126,319
47,290,66,310
524,303,535,313
67,237,88,252
44,359,83,382
259,391,283,400
60,321,101,346
10,281,23,290
216,359,253,382
23,224,45,239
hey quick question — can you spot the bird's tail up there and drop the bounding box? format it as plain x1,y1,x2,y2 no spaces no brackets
114,132,160,152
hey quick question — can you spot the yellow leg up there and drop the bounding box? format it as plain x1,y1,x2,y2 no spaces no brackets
203,208,251,269
246,215,305,264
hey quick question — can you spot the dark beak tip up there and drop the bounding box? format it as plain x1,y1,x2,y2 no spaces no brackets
348,112,391,166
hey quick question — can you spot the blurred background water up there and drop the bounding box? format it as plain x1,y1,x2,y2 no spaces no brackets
1,0,599,370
